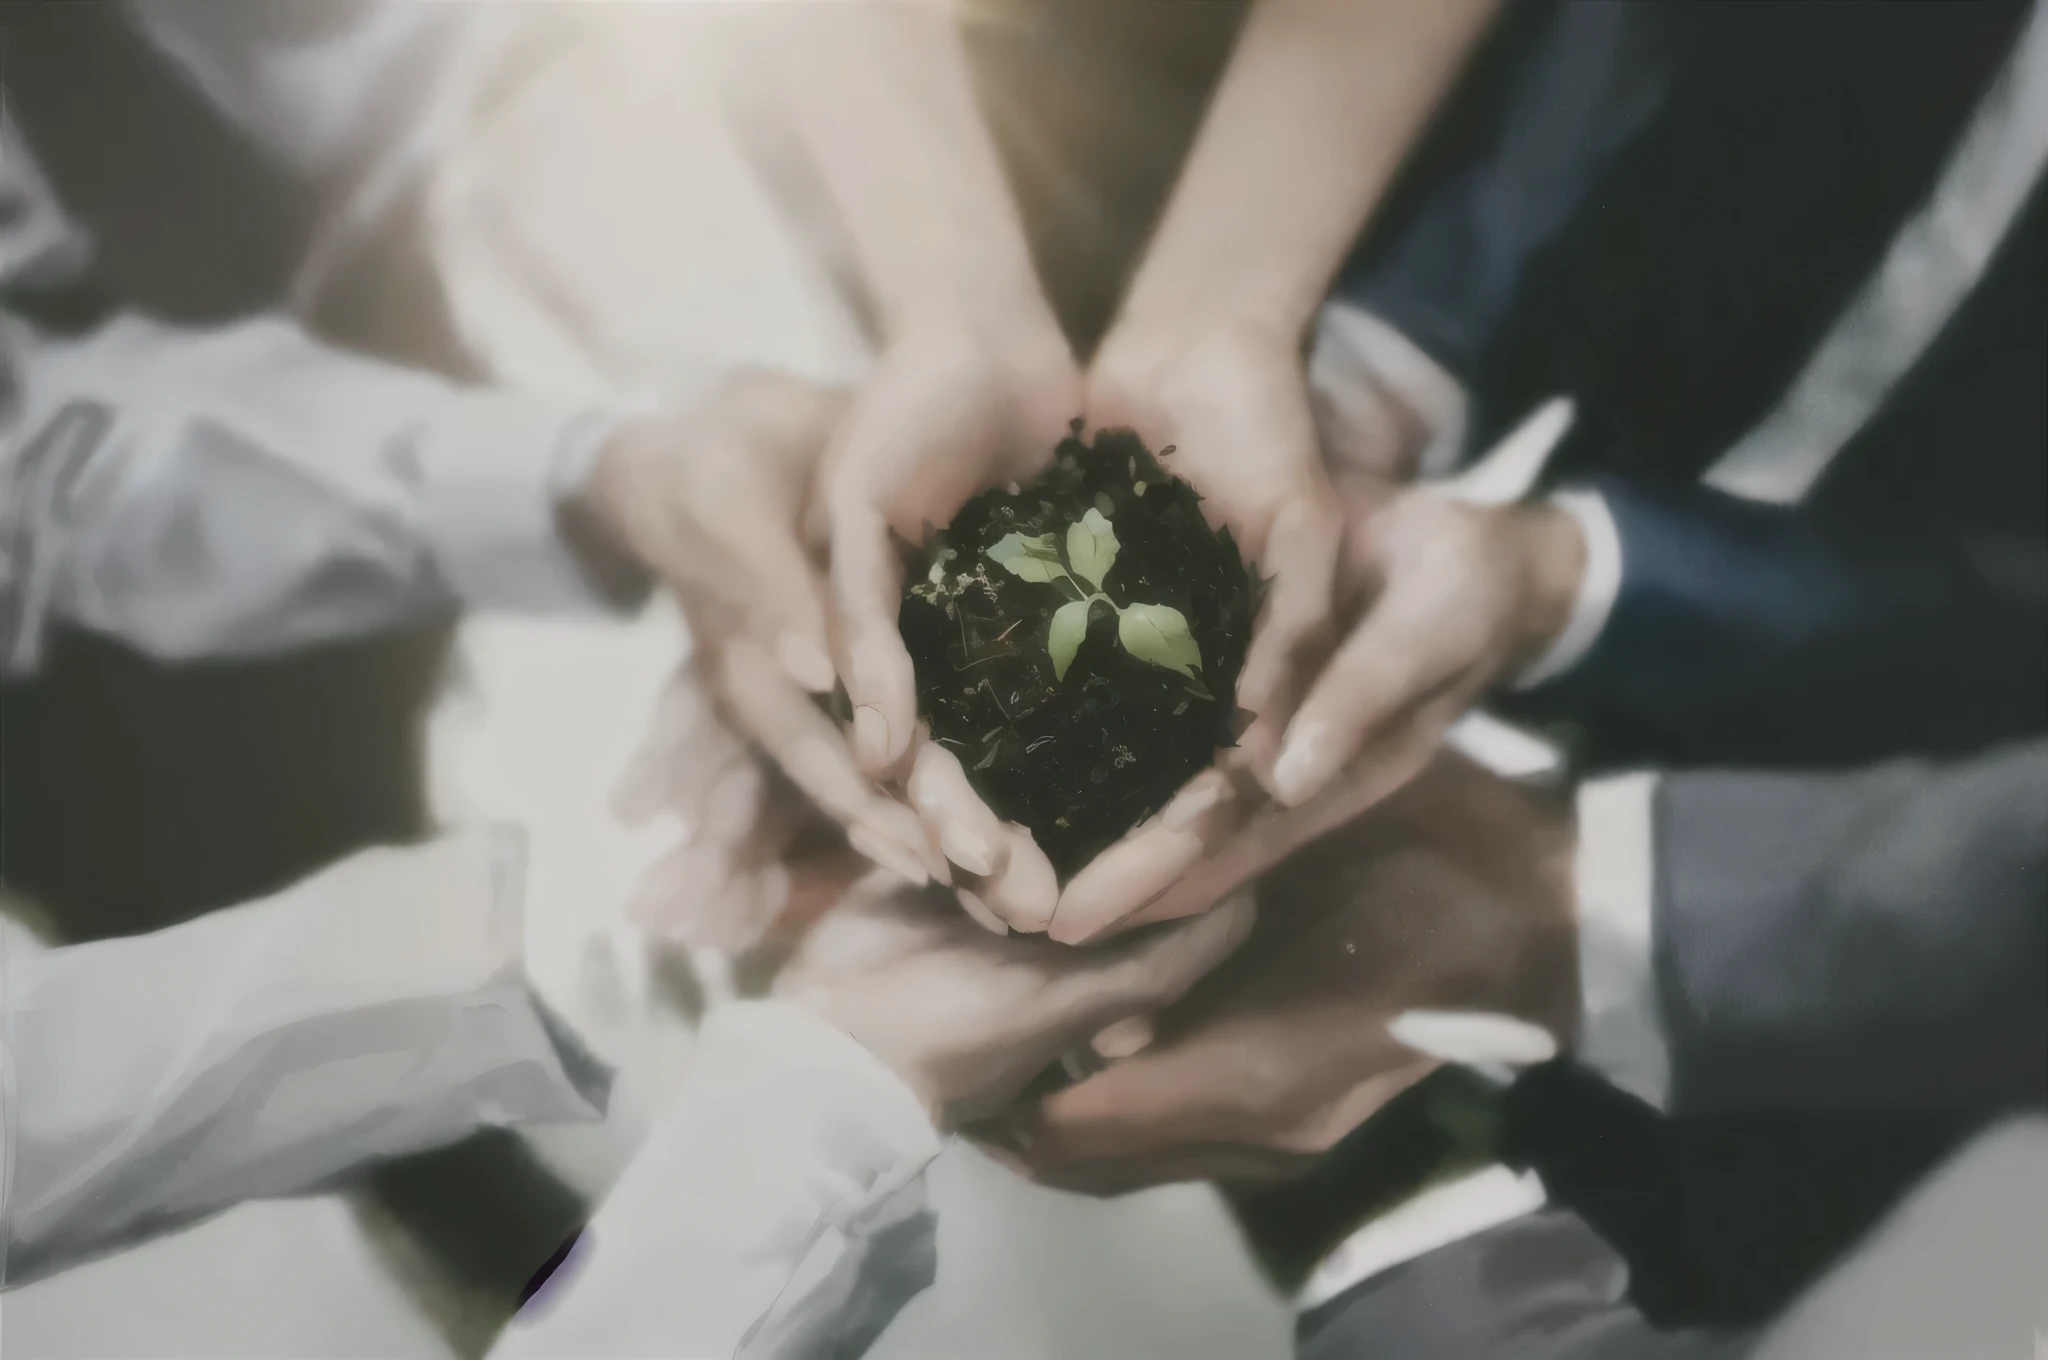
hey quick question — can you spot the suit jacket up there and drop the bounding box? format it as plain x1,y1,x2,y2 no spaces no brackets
1508,477,2048,765
1651,741,2048,1118
1343,1,2048,768
1511,741,2048,1331
1297,743,2046,1353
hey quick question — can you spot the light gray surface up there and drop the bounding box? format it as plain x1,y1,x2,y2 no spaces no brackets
0,1198,452,1360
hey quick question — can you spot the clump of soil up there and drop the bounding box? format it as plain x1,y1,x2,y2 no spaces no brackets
899,428,1255,879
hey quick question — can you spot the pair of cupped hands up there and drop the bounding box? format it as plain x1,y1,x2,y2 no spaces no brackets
584,308,1582,959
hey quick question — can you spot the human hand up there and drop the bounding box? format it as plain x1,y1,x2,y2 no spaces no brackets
1031,320,1339,942
820,311,1079,918
578,369,847,693
588,369,953,942
1084,317,1345,781
1046,419,1583,944
984,753,1579,1194
1268,479,1584,809
613,643,942,951
775,879,1257,1128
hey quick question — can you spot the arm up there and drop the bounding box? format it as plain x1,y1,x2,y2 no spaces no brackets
1315,0,1674,477
491,879,1257,1359
1117,0,1501,342
1511,479,2048,764
755,2,1052,346
1644,744,2048,1116
0,308,640,674
750,2,1079,919
0,830,606,1288
1516,749,2048,1328
0,107,658,676
1049,0,1502,936
488,1002,943,1360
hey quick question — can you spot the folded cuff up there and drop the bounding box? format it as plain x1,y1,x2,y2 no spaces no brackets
1572,773,1669,1110
1309,302,1470,482
420,396,648,613
1514,486,1624,689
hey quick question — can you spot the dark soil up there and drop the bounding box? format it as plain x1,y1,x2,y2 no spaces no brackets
899,428,1255,879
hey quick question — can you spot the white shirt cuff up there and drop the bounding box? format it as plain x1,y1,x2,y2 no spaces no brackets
1308,301,1470,482
419,395,635,614
493,999,941,1359
1572,773,1669,1111
1514,486,1623,689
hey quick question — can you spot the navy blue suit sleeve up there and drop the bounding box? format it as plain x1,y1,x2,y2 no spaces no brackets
1334,0,1672,379
1516,477,2048,764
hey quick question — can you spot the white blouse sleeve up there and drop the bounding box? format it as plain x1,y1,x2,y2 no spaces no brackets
0,829,607,1289
490,1000,944,1360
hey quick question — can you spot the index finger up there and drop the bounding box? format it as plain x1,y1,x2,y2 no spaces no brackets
711,638,944,886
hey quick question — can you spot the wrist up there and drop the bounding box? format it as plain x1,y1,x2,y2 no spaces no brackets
556,421,660,605
1504,500,1587,677
885,250,1064,350
885,302,1080,423
1107,289,1306,363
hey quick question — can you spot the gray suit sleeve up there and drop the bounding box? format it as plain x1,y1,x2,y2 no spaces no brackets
1652,741,2048,1117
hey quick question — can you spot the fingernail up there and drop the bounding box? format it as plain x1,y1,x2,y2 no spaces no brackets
957,889,1008,936
1272,721,1327,806
939,821,995,877
848,824,930,887
872,800,951,885
851,636,906,763
853,705,893,772
776,632,837,693
1091,1014,1155,1060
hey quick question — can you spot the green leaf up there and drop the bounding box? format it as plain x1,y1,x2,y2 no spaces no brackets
1118,602,1202,678
1066,507,1120,590
986,532,1066,584
1047,598,1094,681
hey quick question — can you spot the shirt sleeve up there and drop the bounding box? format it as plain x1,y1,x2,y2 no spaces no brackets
1571,772,1669,1112
0,828,608,1289
1307,300,1470,483
490,1000,944,1360
1510,485,1624,689
0,306,642,674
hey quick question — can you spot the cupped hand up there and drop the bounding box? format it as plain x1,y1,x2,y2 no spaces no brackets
580,369,848,693
1085,317,1346,780
776,877,1257,1129
1045,452,1583,945
821,316,1080,916
1036,320,1341,943
981,753,1580,1195
1267,482,1584,809
613,640,943,952
592,368,944,945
